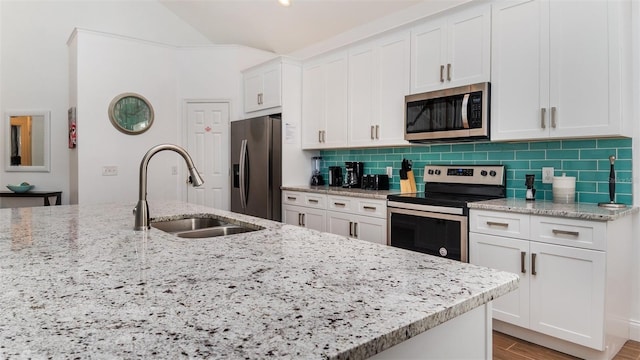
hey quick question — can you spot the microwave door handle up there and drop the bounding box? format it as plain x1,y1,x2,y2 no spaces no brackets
461,94,470,129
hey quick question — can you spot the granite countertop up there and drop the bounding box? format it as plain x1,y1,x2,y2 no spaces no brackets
281,185,400,200
468,198,638,221
1,201,518,359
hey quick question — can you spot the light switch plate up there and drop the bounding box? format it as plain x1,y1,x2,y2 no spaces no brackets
542,167,554,184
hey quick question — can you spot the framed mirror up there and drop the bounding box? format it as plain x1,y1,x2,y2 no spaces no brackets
5,110,51,172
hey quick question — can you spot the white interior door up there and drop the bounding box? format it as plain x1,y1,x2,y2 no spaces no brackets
185,101,230,210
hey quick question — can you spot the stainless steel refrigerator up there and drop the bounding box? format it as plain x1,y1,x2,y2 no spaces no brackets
230,115,282,221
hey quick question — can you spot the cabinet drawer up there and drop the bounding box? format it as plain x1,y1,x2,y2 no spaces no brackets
357,199,386,219
530,215,606,251
469,210,530,240
282,191,326,209
327,195,356,213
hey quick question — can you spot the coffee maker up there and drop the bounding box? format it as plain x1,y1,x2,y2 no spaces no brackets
310,156,325,186
328,166,343,187
525,174,536,201
343,161,364,188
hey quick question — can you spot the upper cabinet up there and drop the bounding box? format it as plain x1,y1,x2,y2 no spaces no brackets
410,4,491,94
243,58,282,113
491,0,631,141
348,31,410,148
302,51,349,149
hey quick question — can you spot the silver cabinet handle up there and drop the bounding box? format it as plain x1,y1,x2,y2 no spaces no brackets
370,125,375,140
551,106,557,128
531,253,537,276
486,221,509,228
440,65,445,82
354,222,358,238
298,213,302,226
541,108,547,129
552,229,579,237
322,130,326,143
308,199,319,204
239,139,248,211
349,221,353,236
318,130,322,143
301,213,306,227
334,202,346,207
447,63,451,81
363,206,377,211
521,251,526,274
375,125,379,139
287,196,297,201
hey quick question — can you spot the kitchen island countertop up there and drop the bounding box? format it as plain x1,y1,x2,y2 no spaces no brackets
1,201,517,359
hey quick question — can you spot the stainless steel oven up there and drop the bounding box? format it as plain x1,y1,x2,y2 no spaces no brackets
387,165,505,262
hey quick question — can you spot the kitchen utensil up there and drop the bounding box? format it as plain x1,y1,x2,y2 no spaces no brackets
525,174,536,201
598,155,626,208
310,156,325,186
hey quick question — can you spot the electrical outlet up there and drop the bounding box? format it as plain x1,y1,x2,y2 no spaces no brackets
102,166,118,176
542,167,554,184
386,166,393,178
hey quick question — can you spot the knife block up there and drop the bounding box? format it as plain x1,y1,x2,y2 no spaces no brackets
400,170,417,193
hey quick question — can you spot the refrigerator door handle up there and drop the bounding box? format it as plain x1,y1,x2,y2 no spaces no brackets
239,139,248,210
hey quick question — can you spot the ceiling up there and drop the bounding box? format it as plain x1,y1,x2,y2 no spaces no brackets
159,0,425,55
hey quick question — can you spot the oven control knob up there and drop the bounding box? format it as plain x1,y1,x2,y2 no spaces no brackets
428,169,434,175
489,170,497,177
435,169,441,175
439,247,448,257
480,170,488,176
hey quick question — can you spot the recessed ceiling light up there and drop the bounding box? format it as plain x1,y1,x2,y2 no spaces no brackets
278,0,291,6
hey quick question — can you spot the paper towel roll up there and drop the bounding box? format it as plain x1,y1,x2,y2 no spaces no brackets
552,173,576,204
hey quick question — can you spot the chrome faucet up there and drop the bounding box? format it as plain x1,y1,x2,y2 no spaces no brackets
133,144,204,230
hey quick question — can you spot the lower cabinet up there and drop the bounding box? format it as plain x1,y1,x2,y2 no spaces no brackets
469,209,630,356
283,204,326,232
282,191,387,245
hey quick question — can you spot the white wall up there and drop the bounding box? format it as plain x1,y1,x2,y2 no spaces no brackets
0,0,212,206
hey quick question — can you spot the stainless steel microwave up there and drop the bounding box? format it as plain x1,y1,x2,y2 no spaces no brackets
405,82,490,142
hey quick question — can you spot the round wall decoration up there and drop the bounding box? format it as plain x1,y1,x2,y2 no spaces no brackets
108,93,154,135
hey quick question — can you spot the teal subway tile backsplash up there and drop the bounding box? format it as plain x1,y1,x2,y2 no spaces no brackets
319,137,633,205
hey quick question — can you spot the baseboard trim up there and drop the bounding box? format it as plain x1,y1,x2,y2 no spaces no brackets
630,318,640,341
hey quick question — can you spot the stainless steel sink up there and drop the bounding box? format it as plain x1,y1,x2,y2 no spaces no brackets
150,216,261,238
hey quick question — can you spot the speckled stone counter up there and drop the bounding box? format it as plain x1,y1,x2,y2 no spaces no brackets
281,185,400,200
468,198,638,221
1,201,518,359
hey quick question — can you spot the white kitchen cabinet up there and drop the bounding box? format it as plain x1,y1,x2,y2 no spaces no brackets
469,208,631,357
282,191,327,232
491,0,630,141
348,31,410,147
326,195,387,245
410,4,491,94
243,58,282,113
301,51,348,149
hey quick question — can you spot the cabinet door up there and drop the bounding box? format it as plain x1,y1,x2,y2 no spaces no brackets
376,31,410,146
354,216,387,245
283,205,303,227
260,65,282,110
446,4,491,88
303,208,327,232
411,18,447,93
348,43,377,147
491,0,549,141
323,52,349,148
327,211,353,237
302,63,325,149
529,242,605,350
470,233,530,328
243,70,263,113
548,0,621,138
